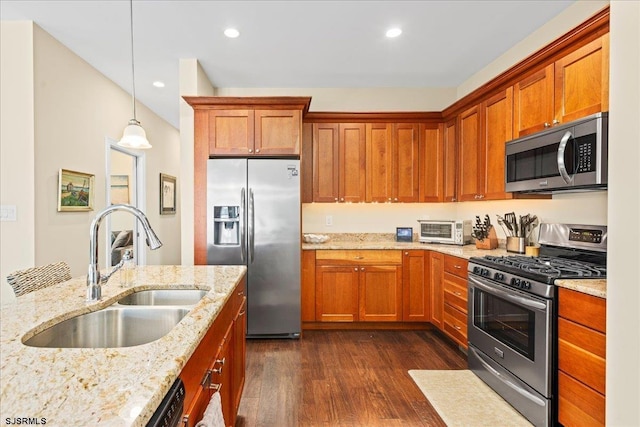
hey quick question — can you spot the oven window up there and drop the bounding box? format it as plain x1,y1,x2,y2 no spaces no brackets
421,223,452,238
473,288,536,360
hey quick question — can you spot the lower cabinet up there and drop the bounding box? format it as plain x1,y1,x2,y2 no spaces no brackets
315,250,402,322
402,250,429,321
180,278,246,427
557,287,606,427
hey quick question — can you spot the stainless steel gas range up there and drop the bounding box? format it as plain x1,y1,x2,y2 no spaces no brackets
467,223,607,427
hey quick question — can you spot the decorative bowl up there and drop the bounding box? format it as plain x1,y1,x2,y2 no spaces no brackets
303,234,330,244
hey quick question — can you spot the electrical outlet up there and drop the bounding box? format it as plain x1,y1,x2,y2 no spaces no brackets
325,215,333,226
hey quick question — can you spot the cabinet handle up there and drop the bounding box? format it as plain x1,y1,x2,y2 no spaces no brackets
201,370,212,387
248,148,253,153
454,325,461,330
340,197,344,202
238,290,244,296
216,357,226,366
256,149,260,153
405,252,409,255
451,197,456,202
394,198,398,201
544,122,551,128
360,267,365,271
388,197,392,201
454,291,461,296
454,265,461,269
354,256,364,260
552,119,560,125
334,197,338,202
239,310,246,316
210,383,221,391
354,267,359,271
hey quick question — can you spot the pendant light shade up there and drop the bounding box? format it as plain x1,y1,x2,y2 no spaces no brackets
118,0,151,149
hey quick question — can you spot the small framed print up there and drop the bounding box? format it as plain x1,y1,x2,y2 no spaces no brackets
58,169,95,212
396,227,413,242
160,173,176,215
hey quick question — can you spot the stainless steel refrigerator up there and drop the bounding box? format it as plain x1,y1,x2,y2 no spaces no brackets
207,158,301,338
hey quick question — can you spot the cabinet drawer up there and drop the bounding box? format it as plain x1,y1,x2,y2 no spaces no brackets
444,255,468,278
443,303,468,348
558,370,605,427
558,287,606,333
558,317,605,394
316,250,402,265
443,273,468,314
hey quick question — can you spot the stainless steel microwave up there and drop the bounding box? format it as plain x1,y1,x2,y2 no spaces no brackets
505,112,608,193
418,220,472,245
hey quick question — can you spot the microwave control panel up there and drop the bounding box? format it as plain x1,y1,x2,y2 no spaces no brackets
576,138,596,173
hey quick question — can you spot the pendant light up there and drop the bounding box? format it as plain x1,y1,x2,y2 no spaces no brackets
118,0,151,149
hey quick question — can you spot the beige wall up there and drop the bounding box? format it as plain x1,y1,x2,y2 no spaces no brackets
179,59,215,265
0,22,35,305
607,1,640,424
1,23,181,304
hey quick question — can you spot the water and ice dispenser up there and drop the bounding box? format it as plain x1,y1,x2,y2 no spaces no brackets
213,206,240,245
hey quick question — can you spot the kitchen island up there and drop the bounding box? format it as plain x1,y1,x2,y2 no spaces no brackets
0,265,246,427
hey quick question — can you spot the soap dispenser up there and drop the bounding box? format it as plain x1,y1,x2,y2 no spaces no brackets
120,249,135,287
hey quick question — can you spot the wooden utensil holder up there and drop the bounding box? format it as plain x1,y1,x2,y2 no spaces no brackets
475,226,498,250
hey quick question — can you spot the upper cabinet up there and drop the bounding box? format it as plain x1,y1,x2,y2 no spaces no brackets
458,88,514,202
419,123,444,202
513,34,609,138
185,96,311,157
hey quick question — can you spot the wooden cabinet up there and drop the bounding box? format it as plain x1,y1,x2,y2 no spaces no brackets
429,253,469,348
458,88,514,202
254,109,302,155
402,250,429,322
315,250,403,322
558,287,606,427
513,34,609,138
180,278,246,427
443,119,457,202
312,123,366,202
419,124,443,202
442,256,469,349
366,123,420,202
301,250,316,322
428,252,444,329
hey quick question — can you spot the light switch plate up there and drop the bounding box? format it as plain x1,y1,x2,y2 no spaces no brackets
325,215,333,226
0,205,17,221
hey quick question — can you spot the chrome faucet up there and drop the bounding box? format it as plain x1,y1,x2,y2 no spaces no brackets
87,204,162,301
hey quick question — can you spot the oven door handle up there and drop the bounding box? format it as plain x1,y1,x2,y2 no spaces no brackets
469,346,547,407
469,275,547,311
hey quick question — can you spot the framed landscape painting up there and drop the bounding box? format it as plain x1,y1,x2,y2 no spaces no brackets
58,169,94,211
160,173,176,215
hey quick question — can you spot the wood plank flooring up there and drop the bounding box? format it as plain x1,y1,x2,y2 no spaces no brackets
236,329,468,426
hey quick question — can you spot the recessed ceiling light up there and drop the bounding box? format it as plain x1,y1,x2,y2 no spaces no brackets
224,28,240,38
386,28,402,38
152,81,165,88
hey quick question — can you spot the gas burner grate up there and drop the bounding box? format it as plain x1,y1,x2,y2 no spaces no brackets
481,255,606,278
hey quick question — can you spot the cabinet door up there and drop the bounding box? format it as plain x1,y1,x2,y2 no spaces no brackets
443,119,457,202
254,109,301,155
339,123,366,202
458,104,483,201
358,265,403,322
429,252,444,329
402,250,429,322
315,265,359,322
554,34,609,125
393,123,420,202
366,123,393,202
419,124,443,202
232,297,246,414
312,123,340,202
513,64,555,138
211,325,233,427
208,110,254,156
482,87,514,200
301,250,316,322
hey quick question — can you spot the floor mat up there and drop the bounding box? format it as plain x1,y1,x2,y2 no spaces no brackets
408,370,533,427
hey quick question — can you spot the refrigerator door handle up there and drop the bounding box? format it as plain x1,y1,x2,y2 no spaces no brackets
248,188,255,263
240,187,246,262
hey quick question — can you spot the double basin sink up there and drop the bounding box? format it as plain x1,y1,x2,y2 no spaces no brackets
23,289,209,349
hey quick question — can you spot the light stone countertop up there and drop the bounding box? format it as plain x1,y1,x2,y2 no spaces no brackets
0,265,247,427
303,233,607,298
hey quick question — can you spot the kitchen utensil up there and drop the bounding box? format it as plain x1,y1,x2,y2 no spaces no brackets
496,216,510,237
504,212,517,236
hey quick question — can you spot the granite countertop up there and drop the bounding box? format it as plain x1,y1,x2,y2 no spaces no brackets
303,233,606,298
0,265,247,427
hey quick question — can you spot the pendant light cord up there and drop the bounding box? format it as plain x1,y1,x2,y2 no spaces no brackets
129,0,137,121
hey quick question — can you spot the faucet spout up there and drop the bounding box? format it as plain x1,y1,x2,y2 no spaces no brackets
87,204,162,301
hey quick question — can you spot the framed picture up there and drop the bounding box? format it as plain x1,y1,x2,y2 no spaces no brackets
110,175,130,204
160,173,176,215
58,169,95,211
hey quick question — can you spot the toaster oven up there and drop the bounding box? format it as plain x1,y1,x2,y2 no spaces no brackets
418,220,472,245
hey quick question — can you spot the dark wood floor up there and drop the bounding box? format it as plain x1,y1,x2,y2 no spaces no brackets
236,329,468,426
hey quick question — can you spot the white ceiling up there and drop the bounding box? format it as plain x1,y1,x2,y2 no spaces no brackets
1,0,576,128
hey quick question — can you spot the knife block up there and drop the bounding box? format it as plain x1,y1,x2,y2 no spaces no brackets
475,226,498,250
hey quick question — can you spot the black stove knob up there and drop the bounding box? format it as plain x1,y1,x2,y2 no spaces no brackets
511,278,521,287
482,268,490,277
521,280,531,289
473,266,481,275
494,272,504,281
